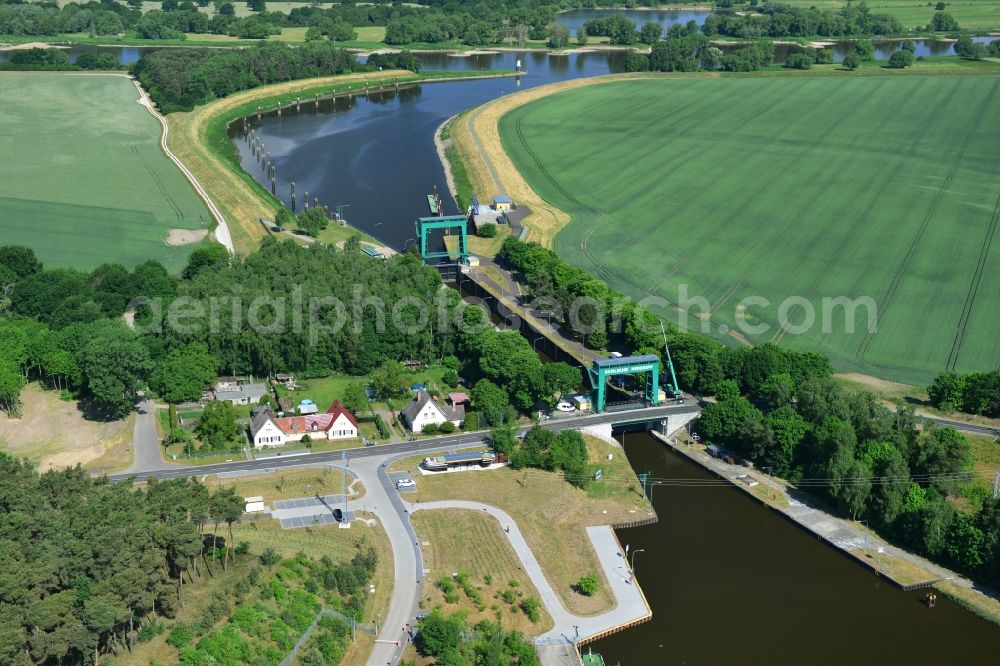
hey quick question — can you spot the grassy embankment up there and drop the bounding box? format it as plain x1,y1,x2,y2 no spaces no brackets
393,435,653,616
164,69,515,255
0,383,135,473
410,509,555,635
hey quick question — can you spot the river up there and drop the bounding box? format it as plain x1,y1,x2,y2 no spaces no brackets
593,431,1000,665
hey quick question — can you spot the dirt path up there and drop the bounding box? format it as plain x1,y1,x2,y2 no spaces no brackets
130,77,235,253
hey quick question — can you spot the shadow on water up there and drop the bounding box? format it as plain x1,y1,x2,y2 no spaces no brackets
592,431,1000,665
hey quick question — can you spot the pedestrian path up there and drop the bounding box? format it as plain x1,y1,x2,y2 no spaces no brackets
408,500,650,648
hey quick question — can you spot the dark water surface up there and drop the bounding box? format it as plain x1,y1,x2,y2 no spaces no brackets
230,50,630,248
593,431,1000,665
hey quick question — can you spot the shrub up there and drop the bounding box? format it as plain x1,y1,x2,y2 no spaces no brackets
478,224,497,238
520,597,541,623
576,575,599,596
463,412,479,430
166,623,193,648
235,541,251,556
785,53,811,69
887,49,914,68
375,414,390,438
842,53,860,70
138,618,165,643
439,421,456,434
260,548,281,566
422,423,439,435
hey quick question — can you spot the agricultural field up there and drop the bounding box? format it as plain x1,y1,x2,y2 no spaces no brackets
0,73,212,272
499,74,1000,384
777,0,1000,31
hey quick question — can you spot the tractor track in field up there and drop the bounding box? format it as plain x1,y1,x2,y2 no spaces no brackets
774,77,940,346
856,77,998,363
796,77,934,301
945,187,1000,371
131,144,184,222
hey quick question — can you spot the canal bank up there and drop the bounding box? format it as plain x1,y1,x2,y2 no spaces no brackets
589,430,1000,665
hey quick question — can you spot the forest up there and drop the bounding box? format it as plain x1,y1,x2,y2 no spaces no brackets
701,3,906,38
0,238,579,425
0,458,247,664
131,41,362,112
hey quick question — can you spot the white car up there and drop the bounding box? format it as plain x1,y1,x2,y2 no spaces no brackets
396,478,416,489
556,401,575,413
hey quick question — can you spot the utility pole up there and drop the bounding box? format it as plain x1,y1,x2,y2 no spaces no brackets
342,450,348,521
638,471,650,497
993,470,999,499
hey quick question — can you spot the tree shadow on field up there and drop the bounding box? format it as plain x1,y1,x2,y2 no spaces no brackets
76,396,133,423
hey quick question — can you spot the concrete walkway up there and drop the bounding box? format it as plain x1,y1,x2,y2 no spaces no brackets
407,500,650,647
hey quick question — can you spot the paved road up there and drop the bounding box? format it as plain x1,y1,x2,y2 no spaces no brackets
118,400,179,475
107,401,700,481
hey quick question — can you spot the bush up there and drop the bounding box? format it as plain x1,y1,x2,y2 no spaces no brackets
842,53,860,70
576,574,599,596
374,414,390,439
235,541,250,556
887,49,914,68
439,421,456,434
422,423,439,435
785,53,812,69
463,412,479,430
166,623,193,648
137,618,166,643
260,548,281,566
478,224,497,238
442,369,459,386
520,597,541,623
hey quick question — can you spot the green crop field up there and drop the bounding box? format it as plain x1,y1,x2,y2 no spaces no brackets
0,73,212,273
500,74,1000,384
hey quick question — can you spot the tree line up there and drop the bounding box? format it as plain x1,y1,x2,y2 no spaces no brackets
131,40,361,112
702,3,904,39
0,46,120,71
0,457,248,665
929,370,1000,417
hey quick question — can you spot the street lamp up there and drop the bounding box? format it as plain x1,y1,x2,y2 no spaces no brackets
647,482,661,503
762,466,774,500
532,335,544,352
859,519,870,555
630,548,645,574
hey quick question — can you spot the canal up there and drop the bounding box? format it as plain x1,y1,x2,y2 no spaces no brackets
593,431,1000,664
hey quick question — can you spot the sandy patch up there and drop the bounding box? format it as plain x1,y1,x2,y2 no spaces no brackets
166,228,209,245
448,49,500,57
0,41,70,51
835,372,918,396
810,41,837,48
0,383,132,471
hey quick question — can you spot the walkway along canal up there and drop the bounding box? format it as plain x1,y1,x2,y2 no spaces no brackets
591,430,1000,665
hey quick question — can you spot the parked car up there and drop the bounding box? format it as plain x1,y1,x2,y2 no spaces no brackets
396,478,416,489
556,401,575,412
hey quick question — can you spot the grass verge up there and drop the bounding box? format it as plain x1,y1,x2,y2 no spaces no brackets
403,435,653,616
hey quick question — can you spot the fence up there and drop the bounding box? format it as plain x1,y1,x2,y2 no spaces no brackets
280,608,376,666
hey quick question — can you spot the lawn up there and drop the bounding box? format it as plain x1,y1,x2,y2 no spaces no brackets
499,73,1000,385
405,436,654,616
410,509,554,636
0,73,213,273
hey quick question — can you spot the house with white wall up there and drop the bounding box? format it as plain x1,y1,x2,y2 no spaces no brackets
400,390,464,433
249,401,359,447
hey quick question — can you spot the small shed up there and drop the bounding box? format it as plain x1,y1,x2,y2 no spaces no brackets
244,496,266,513
492,195,513,212
298,399,318,415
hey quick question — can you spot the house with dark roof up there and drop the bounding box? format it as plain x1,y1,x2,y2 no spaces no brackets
249,400,359,447
400,389,465,433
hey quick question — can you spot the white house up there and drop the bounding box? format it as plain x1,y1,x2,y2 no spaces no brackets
214,381,268,405
249,401,359,448
400,390,465,433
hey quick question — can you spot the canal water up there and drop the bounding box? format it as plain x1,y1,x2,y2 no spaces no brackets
593,431,1000,665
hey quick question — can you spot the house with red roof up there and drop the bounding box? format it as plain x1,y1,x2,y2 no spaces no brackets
250,400,359,448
